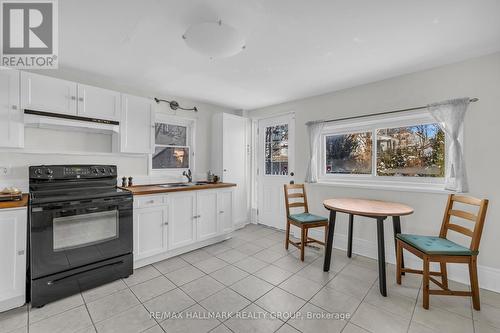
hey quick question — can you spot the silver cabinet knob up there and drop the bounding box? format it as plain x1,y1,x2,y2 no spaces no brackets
70,96,76,100
219,210,224,214
163,222,169,225
17,250,25,255
78,97,84,102
11,105,18,110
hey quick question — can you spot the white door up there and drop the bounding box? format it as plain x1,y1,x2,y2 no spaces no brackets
168,192,196,249
133,207,167,261
222,114,249,226
218,190,234,233
120,94,154,153
77,84,121,121
0,209,27,312
0,69,23,148
257,113,295,230
20,72,77,115
196,191,219,241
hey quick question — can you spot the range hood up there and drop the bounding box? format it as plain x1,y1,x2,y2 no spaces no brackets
24,109,120,134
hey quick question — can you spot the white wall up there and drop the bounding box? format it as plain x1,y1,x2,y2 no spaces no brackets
0,68,236,191
247,52,500,291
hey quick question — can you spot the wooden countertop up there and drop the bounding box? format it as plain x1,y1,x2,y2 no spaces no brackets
120,182,236,195
0,194,29,209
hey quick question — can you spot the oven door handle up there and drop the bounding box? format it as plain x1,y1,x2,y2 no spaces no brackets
47,260,125,286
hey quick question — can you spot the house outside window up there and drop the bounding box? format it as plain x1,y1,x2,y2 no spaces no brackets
151,115,195,173
319,111,449,190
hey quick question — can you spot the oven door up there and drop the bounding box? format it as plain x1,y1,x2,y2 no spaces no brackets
30,195,133,279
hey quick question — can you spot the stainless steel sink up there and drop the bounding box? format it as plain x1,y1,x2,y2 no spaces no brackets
157,181,209,188
157,183,190,188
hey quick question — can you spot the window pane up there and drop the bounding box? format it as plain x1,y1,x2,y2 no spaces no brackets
152,147,189,169
264,124,288,175
325,132,372,174
376,124,445,177
155,123,187,146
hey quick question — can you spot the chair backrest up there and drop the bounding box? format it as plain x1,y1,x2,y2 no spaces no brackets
439,194,489,252
283,184,309,217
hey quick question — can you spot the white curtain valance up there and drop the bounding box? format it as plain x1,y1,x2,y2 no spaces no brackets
305,121,325,183
427,97,470,192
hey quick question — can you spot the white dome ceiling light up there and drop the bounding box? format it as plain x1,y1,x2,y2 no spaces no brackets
182,20,246,59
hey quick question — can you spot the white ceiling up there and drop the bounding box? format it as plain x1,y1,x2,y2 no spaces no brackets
60,0,500,110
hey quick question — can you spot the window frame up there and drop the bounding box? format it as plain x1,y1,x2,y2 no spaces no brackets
149,114,196,176
317,111,451,191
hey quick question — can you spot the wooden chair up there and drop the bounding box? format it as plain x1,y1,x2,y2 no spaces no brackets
284,184,328,261
396,194,489,310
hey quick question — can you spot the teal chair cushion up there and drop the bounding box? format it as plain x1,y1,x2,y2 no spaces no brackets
288,213,328,224
397,234,477,256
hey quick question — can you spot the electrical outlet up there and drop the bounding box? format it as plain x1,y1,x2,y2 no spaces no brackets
0,166,10,176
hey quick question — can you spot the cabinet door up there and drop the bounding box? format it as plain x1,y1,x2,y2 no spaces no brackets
222,114,248,226
197,191,218,241
77,84,121,121
0,69,23,148
168,192,196,249
120,94,153,153
0,209,27,312
21,72,77,115
218,190,234,233
133,206,167,261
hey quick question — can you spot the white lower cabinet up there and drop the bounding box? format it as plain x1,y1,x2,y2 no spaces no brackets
133,188,234,267
218,189,234,234
196,191,219,241
0,208,27,312
133,203,168,262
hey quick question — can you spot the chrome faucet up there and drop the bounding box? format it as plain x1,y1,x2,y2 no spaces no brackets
182,169,192,183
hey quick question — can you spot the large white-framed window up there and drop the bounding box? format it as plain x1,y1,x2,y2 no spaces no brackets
318,111,450,191
150,114,195,175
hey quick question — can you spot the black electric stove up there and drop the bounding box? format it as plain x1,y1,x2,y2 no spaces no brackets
28,165,133,307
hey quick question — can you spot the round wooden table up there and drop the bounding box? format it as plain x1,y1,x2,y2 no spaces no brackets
323,198,414,296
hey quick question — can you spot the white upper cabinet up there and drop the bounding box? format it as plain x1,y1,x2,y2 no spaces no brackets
0,69,23,148
196,191,219,241
120,94,153,153
21,71,77,115
0,208,27,312
77,84,121,121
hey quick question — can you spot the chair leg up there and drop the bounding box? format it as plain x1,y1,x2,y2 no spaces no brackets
423,256,430,309
285,220,290,250
469,256,481,311
396,240,402,285
305,228,309,243
440,262,448,290
300,227,306,261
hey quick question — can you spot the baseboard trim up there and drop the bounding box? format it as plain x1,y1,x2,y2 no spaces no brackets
307,229,500,293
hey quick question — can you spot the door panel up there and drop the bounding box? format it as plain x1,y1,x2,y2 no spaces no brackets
197,191,218,241
120,94,153,153
257,114,295,229
77,84,121,121
168,193,196,249
0,209,26,306
21,72,77,115
218,190,233,233
134,207,167,260
0,69,23,148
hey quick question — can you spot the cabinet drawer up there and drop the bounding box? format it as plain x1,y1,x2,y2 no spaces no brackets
134,195,166,208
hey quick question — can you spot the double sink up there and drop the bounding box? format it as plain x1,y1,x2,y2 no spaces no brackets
157,181,209,188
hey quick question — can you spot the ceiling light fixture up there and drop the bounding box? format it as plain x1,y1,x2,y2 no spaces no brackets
154,98,198,112
182,20,246,59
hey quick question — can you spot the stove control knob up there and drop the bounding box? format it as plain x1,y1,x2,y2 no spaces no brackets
34,168,43,176
100,168,106,173
108,168,114,174
92,168,99,174
46,169,53,176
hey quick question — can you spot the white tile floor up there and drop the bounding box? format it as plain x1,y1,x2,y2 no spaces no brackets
1,224,500,333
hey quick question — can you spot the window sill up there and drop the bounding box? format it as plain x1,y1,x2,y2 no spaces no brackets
313,179,453,194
